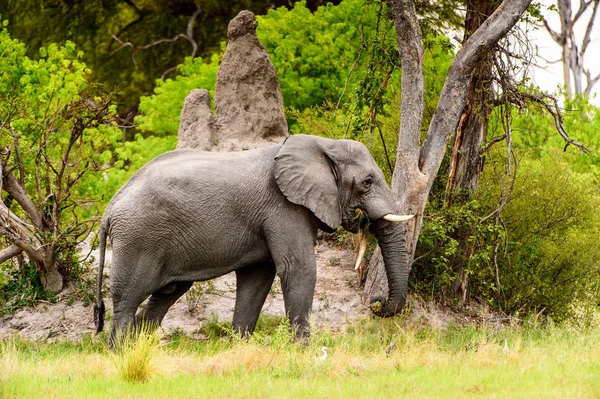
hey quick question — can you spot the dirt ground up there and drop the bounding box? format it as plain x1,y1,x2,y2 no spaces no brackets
0,239,475,342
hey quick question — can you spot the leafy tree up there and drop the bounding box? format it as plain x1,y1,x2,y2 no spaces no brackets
363,0,535,312
0,0,342,112
257,0,375,111
0,23,121,294
136,54,221,136
482,148,600,323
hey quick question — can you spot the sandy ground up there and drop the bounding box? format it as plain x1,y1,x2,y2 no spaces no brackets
0,241,370,341
0,238,480,342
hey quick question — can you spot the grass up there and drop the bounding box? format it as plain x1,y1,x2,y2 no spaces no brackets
1,316,600,398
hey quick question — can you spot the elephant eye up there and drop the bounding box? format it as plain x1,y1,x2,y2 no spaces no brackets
363,176,373,189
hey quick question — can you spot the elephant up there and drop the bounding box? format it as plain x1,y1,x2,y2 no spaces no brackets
94,134,412,342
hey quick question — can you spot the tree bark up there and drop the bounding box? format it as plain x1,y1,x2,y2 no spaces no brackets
445,0,497,299
544,0,600,97
0,244,22,264
364,0,532,302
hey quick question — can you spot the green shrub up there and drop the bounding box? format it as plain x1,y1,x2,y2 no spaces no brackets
411,196,505,303
135,54,221,136
486,152,600,323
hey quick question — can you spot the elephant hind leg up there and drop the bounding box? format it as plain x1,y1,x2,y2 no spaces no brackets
232,262,277,337
110,289,150,347
136,281,193,328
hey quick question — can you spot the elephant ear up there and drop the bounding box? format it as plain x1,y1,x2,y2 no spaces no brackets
274,135,342,231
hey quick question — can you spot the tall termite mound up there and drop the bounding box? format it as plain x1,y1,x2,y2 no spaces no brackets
177,10,288,151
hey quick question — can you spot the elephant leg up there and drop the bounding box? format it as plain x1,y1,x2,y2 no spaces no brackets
267,224,318,341
278,258,316,341
136,281,193,328
108,252,165,346
232,262,277,337
110,289,150,347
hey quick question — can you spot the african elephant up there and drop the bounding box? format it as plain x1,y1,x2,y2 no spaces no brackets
94,134,412,341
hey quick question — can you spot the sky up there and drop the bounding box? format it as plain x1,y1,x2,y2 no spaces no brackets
528,0,600,102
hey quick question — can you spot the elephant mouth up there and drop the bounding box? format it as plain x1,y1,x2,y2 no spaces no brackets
343,208,369,233
344,207,413,233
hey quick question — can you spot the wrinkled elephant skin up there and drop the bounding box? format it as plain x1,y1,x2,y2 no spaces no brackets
95,134,410,341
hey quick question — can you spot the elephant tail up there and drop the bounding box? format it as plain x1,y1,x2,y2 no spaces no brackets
94,225,107,333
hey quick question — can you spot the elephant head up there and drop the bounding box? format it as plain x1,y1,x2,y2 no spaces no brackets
274,134,412,318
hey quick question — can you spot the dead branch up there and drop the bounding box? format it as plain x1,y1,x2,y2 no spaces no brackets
1,156,45,230
529,93,591,153
111,6,202,79
489,46,591,155
0,202,34,236
0,244,22,264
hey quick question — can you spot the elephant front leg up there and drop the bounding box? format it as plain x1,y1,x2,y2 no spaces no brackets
232,262,277,336
266,212,318,342
279,261,316,342
269,245,317,341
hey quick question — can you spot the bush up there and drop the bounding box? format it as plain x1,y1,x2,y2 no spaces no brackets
486,152,600,323
0,21,121,295
411,194,505,303
135,54,221,136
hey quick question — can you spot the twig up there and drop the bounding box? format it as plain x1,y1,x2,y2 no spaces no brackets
111,6,202,79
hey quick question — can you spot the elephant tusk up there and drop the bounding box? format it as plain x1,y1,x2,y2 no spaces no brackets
383,214,414,222
354,229,369,270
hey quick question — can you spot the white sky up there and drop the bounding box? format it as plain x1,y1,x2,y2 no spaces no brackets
527,0,600,102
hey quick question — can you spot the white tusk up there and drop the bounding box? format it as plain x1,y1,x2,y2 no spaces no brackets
383,214,414,222
354,229,369,270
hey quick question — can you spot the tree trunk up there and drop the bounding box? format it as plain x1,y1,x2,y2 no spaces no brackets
446,0,496,300
364,0,532,304
544,0,600,97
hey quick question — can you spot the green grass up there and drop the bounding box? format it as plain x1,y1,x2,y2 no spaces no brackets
1,316,600,398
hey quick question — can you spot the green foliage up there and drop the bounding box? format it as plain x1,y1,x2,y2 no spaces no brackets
0,0,312,111
482,152,600,324
412,198,505,303
512,94,600,175
0,23,121,299
415,143,600,324
257,0,374,111
0,264,56,315
136,55,221,136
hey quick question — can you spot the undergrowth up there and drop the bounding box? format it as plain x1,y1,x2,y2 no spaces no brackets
2,314,600,397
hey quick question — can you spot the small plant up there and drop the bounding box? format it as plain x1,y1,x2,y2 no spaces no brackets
318,291,331,310
326,257,341,267
198,313,231,340
0,263,57,315
185,281,215,312
109,325,160,383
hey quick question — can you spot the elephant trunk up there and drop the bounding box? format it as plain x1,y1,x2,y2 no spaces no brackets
368,218,409,318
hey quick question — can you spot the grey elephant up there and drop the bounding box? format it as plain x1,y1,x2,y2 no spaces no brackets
94,134,412,341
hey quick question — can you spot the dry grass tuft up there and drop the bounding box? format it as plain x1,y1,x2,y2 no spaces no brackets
110,328,160,383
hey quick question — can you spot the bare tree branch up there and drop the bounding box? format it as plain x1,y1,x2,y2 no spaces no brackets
543,18,562,43
580,0,599,54
110,6,202,79
0,244,22,264
420,0,532,178
529,93,591,153
1,157,45,230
